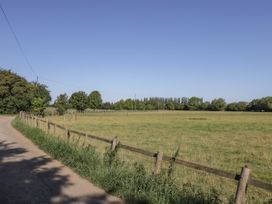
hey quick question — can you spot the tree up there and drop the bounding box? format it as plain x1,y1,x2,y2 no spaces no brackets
187,97,203,110
226,103,238,111
236,102,248,111
165,101,175,110
31,82,51,105
200,101,210,110
136,100,146,110
174,103,184,110
31,97,47,116
101,102,112,110
0,69,33,114
88,91,102,110
259,97,272,112
69,91,88,111
54,93,69,115
113,99,125,110
209,98,226,111
247,99,261,111
226,102,248,111
124,99,134,110
247,97,272,112
30,82,51,116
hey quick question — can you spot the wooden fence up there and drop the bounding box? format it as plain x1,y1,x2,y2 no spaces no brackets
19,111,272,204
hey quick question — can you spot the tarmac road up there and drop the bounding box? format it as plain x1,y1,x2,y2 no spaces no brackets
0,116,122,204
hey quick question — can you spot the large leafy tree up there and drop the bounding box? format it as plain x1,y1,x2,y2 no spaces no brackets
259,97,272,112
226,102,248,111
165,101,175,110
0,69,33,114
247,97,272,112
32,82,51,105
69,91,88,111
31,97,47,116
30,82,51,116
54,93,69,115
88,90,102,109
187,97,203,110
209,98,226,111
123,99,134,110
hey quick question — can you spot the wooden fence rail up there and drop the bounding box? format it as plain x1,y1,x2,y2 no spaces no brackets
19,112,272,204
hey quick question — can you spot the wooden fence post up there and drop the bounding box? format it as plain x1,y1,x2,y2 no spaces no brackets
82,133,88,146
64,126,70,141
22,112,25,122
153,151,163,175
75,134,81,146
67,130,70,141
64,126,67,138
234,165,250,204
46,119,50,134
35,117,38,128
53,123,56,135
168,144,181,177
111,137,119,151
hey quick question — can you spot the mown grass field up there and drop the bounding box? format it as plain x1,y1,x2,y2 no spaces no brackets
47,111,272,203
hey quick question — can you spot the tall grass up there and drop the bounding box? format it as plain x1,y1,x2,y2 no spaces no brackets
12,117,224,204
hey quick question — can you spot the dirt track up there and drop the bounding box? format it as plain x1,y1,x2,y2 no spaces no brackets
0,116,122,204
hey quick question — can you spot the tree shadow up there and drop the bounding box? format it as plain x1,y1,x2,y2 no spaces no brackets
0,140,122,204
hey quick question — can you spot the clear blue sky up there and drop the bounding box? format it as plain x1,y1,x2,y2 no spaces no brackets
1,1,271,103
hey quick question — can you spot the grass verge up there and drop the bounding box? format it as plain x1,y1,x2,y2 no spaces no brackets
13,117,231,204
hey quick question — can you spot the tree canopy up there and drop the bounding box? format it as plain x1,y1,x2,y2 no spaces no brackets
54,93,69,115
0,69,51,115
32,82,51,105
0,69,31,113
69,91,88,111
209,98,226,111
88,91,102,109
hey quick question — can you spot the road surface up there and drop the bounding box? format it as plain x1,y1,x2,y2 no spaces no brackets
0,116,122,204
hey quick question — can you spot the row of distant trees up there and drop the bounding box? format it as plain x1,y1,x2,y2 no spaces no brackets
54,91,102,115
53,91,272,114
1,69,271,115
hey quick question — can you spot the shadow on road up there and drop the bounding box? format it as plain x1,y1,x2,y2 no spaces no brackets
0,140,121,204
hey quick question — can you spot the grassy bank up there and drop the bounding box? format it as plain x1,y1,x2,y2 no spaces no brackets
12,117,225,204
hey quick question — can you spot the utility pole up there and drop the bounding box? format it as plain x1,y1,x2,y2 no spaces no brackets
35,76,38,87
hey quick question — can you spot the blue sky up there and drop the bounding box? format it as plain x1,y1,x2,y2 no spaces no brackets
0,1,271,103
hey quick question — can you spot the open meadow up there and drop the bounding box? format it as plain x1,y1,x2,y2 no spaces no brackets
47,111,272,203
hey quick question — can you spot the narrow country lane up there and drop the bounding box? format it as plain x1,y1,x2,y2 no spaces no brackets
0,116,122,204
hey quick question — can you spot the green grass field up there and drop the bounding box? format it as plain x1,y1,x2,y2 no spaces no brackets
47,111,272,203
